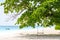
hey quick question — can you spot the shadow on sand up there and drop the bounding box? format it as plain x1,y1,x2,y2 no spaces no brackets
15,34,60,39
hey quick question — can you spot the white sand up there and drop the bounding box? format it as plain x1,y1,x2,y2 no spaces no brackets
0,28,60,40
0,30,20,37
0,30,37,40
0,30,26,40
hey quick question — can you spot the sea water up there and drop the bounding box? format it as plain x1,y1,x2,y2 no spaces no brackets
0,26,19,31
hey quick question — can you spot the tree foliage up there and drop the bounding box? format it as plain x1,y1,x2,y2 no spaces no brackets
1,0,60,29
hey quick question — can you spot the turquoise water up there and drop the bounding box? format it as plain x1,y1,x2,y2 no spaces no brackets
0,25,44,31
0,26,19,31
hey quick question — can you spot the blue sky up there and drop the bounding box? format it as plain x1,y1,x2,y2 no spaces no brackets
0,0,16,25
0,0,4,2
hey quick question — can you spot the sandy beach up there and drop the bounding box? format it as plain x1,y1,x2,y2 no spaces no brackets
0,28,60,40
0,30,38,40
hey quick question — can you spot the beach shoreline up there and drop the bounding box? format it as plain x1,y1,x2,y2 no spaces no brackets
0,29,60,40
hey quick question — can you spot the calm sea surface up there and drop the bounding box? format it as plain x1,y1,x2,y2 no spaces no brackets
0,26,19,31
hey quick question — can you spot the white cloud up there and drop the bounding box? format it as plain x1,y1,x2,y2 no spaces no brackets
0,5,16,25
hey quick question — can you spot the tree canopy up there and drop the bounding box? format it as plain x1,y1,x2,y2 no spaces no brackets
1,0,60,29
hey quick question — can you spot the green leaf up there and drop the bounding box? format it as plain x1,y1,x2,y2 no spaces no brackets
0,0,60,29
55,24,60,30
